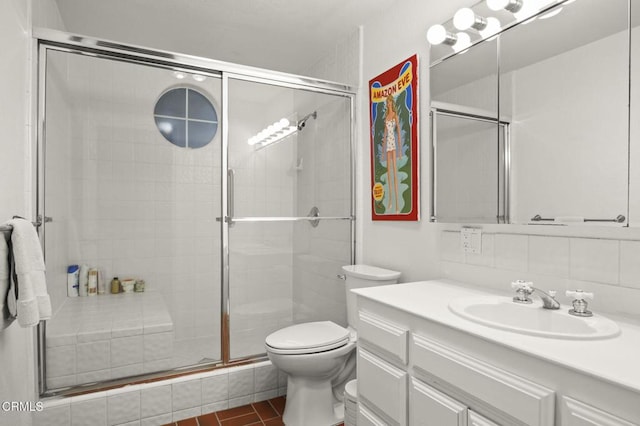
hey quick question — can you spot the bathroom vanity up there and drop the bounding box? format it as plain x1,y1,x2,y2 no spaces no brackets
353,280,640,425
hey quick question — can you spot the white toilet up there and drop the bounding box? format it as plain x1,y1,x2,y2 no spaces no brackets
266,264,401,426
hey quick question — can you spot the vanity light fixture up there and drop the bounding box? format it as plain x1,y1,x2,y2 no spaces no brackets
247,118,297,148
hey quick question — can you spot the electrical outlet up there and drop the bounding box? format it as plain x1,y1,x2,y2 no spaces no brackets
461,227,482,254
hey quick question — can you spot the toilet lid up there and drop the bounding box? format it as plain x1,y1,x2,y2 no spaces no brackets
266,321,350,354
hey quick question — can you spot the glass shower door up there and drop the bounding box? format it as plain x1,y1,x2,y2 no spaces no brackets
226,77,354,361
41,49,223,391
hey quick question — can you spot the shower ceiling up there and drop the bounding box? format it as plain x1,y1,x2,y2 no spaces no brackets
52,0,395,74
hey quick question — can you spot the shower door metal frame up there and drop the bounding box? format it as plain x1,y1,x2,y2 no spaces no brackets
34,28,357,397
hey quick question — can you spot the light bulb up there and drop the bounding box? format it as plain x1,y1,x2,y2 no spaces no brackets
192,74,206,82
427,24,456,45
172,71,186,79
454,8,486,31
279,118,290,128
452,32,471,53
479,17,501,39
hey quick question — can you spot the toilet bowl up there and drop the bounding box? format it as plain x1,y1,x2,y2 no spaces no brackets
265,265,401,426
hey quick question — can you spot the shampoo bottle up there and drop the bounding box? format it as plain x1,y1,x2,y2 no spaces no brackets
67,265,79,297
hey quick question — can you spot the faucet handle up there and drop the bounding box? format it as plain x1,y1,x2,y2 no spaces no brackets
511,280,533,304
566,290,594,301
566,290,594,317
511,280,533,292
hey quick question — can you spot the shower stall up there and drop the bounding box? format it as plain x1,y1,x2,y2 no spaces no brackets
36,30,355,395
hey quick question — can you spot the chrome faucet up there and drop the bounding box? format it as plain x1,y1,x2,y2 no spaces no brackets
534,288,561,310
511,280,560,310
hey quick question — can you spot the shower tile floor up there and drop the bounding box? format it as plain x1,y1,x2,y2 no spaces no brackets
164,396,345,426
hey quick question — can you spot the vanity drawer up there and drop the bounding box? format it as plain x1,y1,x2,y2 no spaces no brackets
358,348,408,425
561,396,637,426
358,310,409,365
411,334,555,426
410,377,467,426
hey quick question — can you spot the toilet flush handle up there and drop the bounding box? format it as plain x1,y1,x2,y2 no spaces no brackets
337,274,346,280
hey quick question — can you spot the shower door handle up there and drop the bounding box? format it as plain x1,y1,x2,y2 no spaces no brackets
227,169,235,227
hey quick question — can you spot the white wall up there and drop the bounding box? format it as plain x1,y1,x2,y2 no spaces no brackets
0,1,35,425
358,0,474,282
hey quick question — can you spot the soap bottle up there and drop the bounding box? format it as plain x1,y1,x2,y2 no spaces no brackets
88,268,98,296
111,277,121,294
79,264,89,296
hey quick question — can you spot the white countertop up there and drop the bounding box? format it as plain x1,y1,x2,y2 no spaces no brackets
353,279,640,394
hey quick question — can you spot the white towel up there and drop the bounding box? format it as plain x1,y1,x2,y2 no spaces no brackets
7,218,51,326
0,232,15,330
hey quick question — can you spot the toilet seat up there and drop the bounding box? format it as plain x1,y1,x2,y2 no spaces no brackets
266,321,350,355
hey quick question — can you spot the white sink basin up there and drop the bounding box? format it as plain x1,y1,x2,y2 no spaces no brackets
449,296,620,339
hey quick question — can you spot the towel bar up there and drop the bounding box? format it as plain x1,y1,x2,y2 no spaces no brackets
531,214,626,223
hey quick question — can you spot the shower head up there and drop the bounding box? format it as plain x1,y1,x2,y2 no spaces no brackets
297,111,317,131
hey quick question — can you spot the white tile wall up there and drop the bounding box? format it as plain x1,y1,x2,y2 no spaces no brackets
494,233,528,272
46,293,174,387
528,236,570,278
440,230,640,316
570,238,619,284
620,240,640,289
35,361,283,426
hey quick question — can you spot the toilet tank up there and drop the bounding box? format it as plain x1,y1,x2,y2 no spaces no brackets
342,265,401,329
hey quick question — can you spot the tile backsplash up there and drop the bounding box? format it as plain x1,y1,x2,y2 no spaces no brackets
440,230,640,318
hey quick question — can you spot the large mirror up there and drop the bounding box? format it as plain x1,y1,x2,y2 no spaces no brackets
431,0,631,225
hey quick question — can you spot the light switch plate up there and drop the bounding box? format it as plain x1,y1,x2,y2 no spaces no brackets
461,227,482,254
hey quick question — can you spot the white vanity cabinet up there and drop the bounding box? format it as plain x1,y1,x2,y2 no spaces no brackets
353,281,640,426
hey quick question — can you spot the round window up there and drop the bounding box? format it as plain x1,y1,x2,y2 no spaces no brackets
153,87,218,149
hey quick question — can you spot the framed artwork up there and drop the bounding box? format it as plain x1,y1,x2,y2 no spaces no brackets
369,54,419,221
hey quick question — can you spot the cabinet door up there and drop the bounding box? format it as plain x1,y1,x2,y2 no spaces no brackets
358,348,408,425
410,377,467,426
562,396,637,426
468,410,500,426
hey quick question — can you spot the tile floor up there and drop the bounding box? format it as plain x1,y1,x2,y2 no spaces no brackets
165,397,284,426
163,396,345,426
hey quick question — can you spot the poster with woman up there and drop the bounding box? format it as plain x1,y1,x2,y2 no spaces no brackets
369,55,419,221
